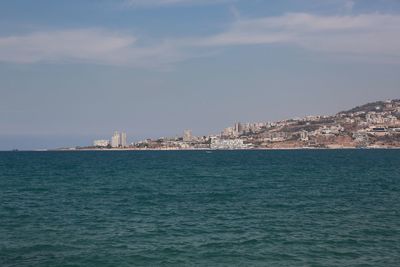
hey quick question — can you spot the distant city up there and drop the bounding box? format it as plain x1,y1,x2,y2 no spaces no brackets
65,99,400,150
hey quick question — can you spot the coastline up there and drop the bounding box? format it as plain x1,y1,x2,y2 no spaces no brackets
6,146,399,152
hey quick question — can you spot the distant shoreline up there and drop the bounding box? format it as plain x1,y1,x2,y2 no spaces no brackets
3,147,400,152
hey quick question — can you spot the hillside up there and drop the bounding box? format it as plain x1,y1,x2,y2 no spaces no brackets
339,99,400,114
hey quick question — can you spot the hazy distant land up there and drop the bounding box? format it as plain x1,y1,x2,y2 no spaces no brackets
54,99,400,151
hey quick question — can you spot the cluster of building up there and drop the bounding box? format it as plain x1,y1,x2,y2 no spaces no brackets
221,122,267,137
84,99,400,150
210,138,248,150
93,131,127,148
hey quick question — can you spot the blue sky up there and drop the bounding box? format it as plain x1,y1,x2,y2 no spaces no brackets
1,0,400,149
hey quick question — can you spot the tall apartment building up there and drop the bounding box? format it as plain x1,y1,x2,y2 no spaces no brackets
234,122,243,135
183,129,193,142
111,131,120,148
121,132,127,147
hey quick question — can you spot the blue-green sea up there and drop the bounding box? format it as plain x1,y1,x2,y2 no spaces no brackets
1,150,400,266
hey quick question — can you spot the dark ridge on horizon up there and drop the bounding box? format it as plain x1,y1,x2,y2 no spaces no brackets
338,99,400,115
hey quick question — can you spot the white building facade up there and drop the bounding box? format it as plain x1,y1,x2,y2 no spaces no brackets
183,129,193,142
210,138,247,150
111,131,120,148
93,140,109,147
121,132,127,147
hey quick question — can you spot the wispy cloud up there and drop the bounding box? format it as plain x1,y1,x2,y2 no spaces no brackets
0,29,184,67
0,13,399,67
123,0,235,8
190,13,400,59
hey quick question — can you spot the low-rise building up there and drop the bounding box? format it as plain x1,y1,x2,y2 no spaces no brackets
300,131,309,141
93,140,109,147
221,126,235,137
210,138,247,149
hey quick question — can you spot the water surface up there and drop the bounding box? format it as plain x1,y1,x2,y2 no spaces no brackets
1,150,399,266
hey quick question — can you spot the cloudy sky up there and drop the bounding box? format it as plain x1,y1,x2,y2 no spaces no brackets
1,0,400,149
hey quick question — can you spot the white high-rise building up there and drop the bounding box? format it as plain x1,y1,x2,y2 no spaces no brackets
234,122,243,135
183,129,193,142
121,132,127,147
111,131,120,148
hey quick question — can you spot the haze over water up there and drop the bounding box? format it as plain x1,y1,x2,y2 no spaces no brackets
1,150,399,266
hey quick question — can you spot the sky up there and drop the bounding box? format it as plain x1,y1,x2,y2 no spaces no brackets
1,0,400,150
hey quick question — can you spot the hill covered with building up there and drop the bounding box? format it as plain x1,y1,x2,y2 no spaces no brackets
217,99,400,149
83,99,400,150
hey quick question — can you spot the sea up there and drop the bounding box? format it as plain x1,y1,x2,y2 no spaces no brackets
0,150,399,267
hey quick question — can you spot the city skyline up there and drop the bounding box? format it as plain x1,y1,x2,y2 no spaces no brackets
80,99,400,150
2,97,400,150
1,0,400,150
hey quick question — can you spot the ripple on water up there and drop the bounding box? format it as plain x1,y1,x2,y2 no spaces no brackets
0,150,400,266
